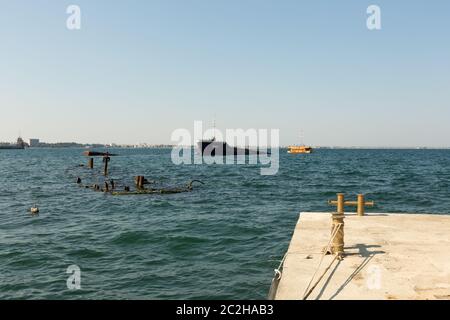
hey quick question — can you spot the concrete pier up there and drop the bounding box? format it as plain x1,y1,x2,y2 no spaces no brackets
275,212,450,300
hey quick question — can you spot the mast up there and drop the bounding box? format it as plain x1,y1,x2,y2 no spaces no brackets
212,115,216,141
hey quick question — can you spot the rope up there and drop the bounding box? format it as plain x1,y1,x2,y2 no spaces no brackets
267,251,289,300
302,222,342,300
302,223,340,297
273,251,287,280
302,254,338,300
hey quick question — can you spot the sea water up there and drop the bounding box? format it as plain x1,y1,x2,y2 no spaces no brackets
0,148,449,299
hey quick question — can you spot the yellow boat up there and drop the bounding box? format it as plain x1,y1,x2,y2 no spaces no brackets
287,145,313,154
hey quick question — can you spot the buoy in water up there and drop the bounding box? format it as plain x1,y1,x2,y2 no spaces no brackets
30,206,39,215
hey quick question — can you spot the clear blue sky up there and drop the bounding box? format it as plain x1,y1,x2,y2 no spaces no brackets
1,0,449,147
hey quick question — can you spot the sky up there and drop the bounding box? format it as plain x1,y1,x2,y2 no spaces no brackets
0,0,449,147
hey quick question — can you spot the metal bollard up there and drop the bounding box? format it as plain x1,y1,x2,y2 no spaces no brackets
331,193,345,257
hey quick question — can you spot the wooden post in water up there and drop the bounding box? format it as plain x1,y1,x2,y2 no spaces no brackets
103,155,110,176
135,176,145,189
88,158,94,169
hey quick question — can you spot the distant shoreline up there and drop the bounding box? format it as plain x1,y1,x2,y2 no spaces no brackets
15,146,450,150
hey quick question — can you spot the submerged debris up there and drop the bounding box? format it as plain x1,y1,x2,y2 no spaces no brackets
74,170,203,195
73,151,204,196
111,180,204,195
83,151,117,157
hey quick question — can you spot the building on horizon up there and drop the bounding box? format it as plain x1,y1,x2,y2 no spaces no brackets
29,138,40,147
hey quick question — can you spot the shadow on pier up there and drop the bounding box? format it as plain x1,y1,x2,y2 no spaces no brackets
315,244,386,300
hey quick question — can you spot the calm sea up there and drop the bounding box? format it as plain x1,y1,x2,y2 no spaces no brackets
0,148,449,299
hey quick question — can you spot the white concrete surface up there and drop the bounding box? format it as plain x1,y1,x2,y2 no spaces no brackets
275,212,450,300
